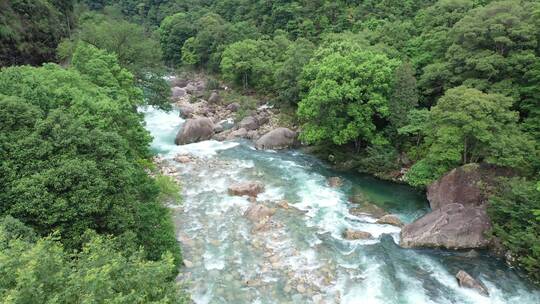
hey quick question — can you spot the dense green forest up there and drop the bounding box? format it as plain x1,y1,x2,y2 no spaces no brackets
1,0,539,300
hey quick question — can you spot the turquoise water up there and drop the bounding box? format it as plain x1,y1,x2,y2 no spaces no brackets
142,106,540,304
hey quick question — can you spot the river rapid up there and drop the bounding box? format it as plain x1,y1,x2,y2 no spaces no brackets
142,106,540,304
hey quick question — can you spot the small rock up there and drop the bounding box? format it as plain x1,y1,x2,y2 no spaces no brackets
239,116,259,131
227,102,240,112
343,229,373,240
376,214,404,227
277,200,289,209
183,260,193,268
208,91,221,104
297,284,306,294
226,128,248,140
174,155,192,163
172,87,186,99
456,270,489,296
213,124,224,133
228,181,265,197
349,203,388,218
327,177,343,188
244,204,275,222
178,104,194,119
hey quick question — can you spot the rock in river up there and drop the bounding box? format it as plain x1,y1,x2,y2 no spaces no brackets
456,270,489,296
343,229,373,240
255,128,297,150
244,204,275,222
175,117,214,145
400,164,511,250
376,214,404,227
400,203,491,249
327,176,343,188
228,181,265,197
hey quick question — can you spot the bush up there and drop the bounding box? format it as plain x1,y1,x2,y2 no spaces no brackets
488,178,540,284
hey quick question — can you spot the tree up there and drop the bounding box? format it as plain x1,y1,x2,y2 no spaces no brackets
158,12,195,66
58,12,171,110
388,62,419,128
405,86,534,185
274,38,315,104
220,39,276,90
297,42,400,149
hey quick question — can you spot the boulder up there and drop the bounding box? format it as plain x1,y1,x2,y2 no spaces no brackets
178,104,194,119
208,91,221,104
244,204,275,222
343,229,373,240
172,87,186,99
400,203,491,249
226,128,248,140
175,117,214,145
376,214,404,227
185,83,197,94
171,78,188,88
228,181,265,197
427,163,512,209
456,270,489,296
327,177,343,188
213,123,224,133
400,163,512,250
255,128,297,150
239,116,259,130
227,102,240,112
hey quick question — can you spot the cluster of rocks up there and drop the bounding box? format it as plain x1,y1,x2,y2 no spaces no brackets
168,75,298,150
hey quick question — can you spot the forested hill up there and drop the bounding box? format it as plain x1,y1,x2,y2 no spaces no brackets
0,0,539,301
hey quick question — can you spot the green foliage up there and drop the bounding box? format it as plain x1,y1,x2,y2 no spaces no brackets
155,175,182,203
59,12,172,110
159,13,195,66
0,45,181,266
0,0,73,66
488,179,540,284
405,86,534,186
297,42,400,147
389,62,419,128
0,226,187,303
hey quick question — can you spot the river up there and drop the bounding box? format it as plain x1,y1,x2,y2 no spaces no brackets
142,106,540,304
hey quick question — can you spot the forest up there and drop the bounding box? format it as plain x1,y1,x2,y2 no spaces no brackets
0,0,539,302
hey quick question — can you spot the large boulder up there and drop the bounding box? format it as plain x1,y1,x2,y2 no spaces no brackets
456,270,489,296
427,164,512,209
255,128,297,150
400,164,512,250
239,116,259,130
228,181,265,197
175,117,214,145
400,203,491,249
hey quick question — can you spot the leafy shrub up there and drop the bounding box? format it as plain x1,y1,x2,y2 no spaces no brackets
488,178,540,284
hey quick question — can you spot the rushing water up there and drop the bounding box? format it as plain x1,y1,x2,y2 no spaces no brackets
142,107,540,304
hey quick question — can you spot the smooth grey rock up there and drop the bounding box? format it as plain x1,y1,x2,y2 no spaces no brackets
255,128,296,150
400,203,492,249
228,181,265,197
208,91,221,104
239,116,259,130
456,270,489,296
175,117,214,145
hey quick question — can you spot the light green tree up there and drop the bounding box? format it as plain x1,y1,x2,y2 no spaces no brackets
297,42,400,149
